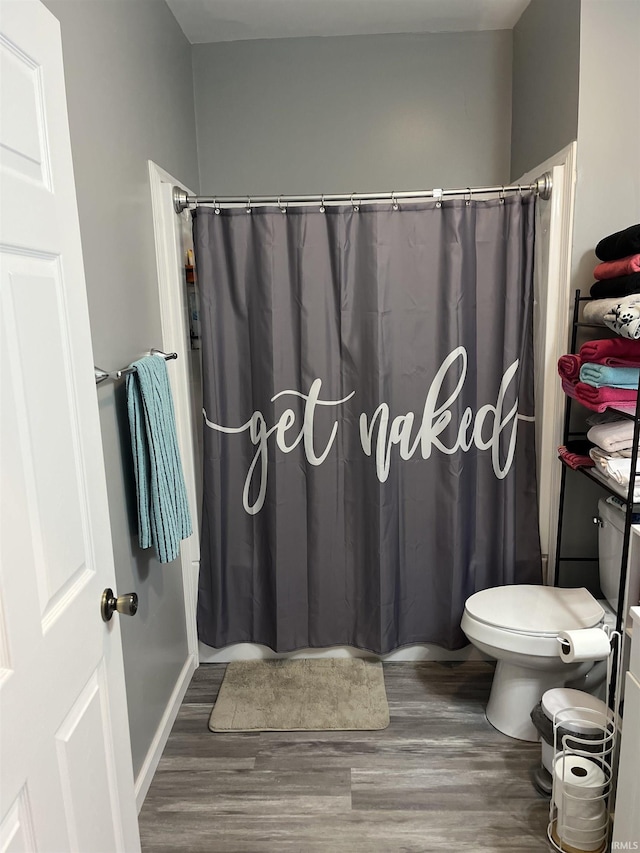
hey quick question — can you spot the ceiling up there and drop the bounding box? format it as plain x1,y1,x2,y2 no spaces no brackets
166,0,531,44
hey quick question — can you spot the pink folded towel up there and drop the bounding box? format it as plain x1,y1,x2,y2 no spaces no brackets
562,377,578,400
558,354,582,381
579,338,640,367
594,254,640,280
561,377,637,413
575,381,637,413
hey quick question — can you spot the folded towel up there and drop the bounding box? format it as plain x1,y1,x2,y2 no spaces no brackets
587,420,635,453
596,224,640,262
576,380,638,412
559,445,594,470
600,456,640,487
567,439,595,456
589,446,632,466
582,297,631,325
594,255,640,280
558,354,582,381
587,410,630,426
579,363,640,389
126,355,192,564
562,376,579,399
579,338,640,367
590,272,640,299
603,298,640,340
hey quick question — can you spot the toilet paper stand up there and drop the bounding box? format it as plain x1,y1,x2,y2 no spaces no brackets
547,704,616,853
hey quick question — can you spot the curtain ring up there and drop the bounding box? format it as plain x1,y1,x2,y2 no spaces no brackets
213,198,220,215
278,195,287,214
391,191,399,211
499,186,505,204
465,188,472,206
319,194,325,213
246,196,252,214
351,192,360,212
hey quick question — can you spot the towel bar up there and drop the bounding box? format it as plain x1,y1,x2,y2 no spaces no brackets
94,349,178,384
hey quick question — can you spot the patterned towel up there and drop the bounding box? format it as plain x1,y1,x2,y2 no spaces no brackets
582,297,627,325
603,298,640,340
126,355,192,563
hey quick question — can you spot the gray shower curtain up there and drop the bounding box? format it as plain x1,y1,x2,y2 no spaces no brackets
193,196,541,653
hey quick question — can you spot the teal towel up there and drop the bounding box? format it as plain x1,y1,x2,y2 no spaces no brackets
579,362,640,389
126,355,192,563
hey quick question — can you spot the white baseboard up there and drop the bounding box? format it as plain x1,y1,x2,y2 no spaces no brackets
134,652,197,812
198,641,480,663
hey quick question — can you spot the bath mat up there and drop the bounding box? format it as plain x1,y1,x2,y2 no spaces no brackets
208,659,390,732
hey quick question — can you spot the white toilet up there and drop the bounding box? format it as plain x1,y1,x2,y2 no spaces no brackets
461,498,622,742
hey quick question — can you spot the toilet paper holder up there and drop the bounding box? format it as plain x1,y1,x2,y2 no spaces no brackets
556,626,617,663
547,626,622,852
547,703,616,853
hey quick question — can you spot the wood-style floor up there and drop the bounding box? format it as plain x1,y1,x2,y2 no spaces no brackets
138,662,551,852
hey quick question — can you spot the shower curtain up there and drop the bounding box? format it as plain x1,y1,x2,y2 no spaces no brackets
193,195,542,653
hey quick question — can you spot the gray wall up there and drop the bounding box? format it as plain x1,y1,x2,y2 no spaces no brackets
571,0,640,289
192,31,513,195
43,0,199,778
510,0,580,180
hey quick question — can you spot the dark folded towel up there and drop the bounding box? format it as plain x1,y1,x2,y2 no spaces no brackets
590,272,640,299
565,439,594,456
596,224,640,262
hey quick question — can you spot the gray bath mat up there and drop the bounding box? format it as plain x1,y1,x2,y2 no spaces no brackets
208,658,390,732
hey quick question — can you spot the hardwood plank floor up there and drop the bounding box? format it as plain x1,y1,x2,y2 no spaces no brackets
139,662,551,852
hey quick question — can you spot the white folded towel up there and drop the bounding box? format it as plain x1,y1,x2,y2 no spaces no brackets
587,421,636,453
589,447,629,468
602,457,640,487
590,455,640,500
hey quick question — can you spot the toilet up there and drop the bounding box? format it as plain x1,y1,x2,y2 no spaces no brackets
462,497,622,742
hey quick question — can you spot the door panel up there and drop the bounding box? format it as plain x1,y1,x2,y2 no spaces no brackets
0,3,140,849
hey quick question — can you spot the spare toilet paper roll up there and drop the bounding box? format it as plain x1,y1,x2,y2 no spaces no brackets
553,754,608,851
558,628,611,663
553,754,606,808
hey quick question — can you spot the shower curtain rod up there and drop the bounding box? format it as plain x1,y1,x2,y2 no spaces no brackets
173,171,552,214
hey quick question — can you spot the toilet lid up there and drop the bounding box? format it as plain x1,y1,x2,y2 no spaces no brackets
464,585,604,636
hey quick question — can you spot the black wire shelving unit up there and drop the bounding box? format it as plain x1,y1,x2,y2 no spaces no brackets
554,290,640,709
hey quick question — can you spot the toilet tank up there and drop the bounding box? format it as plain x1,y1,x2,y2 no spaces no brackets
597,498,624,611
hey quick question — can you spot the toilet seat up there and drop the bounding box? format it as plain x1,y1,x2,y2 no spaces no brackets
462,585,604,658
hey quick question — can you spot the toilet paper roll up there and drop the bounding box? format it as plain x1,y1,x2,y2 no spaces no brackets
558,628,611,663
553,754,606,805
554,755,608,851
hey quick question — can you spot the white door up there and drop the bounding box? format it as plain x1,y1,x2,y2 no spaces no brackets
0,2,140,850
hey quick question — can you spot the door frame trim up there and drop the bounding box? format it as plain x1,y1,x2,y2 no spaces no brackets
148,160,199,661
516,142,577,584
137,161,199,810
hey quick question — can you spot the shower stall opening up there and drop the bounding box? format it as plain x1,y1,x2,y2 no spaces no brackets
150,144,576,665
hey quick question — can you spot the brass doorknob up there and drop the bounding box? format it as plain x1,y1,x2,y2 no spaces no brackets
101,588,138,622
